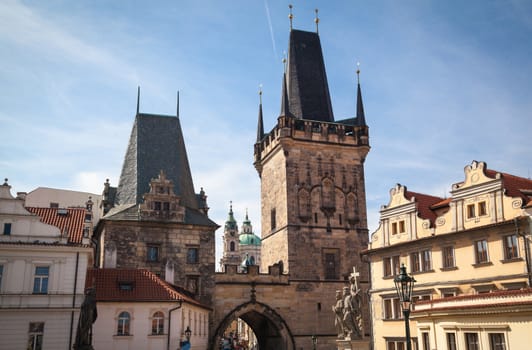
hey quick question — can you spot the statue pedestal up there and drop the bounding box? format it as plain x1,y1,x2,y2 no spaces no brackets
336,338,370,350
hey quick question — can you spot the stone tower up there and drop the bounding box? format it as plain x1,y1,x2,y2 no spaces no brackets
253,24,370,324
95,91,219,306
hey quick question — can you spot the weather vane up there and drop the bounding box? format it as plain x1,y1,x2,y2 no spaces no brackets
289,4,293,30
315,9,319,33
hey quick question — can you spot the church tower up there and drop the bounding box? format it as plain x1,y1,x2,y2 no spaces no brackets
219,202,241,270
254,21,370,287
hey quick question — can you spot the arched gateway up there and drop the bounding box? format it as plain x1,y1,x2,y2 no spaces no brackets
212,300,295,350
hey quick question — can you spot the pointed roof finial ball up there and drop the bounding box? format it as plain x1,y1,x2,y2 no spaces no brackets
288,4,294,30
3,178,8,186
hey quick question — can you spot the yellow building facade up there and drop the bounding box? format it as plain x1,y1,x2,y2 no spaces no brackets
365,161,532,350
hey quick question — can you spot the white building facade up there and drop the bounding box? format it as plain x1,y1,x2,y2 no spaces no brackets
0,180,93,350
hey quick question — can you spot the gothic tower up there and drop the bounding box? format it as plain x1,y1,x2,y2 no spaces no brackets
254,21,370,318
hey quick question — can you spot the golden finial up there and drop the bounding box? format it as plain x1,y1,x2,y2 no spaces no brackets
289,4,294,30
356,61,361,84
315,9,320,34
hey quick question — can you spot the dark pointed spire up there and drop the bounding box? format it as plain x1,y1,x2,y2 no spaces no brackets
256,85,264,142
176,90,180,118
136,86,140,115
285,28,334,121
280,71,291,117
356,64,367,127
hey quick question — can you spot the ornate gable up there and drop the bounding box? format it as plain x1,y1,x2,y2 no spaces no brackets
139,170,185,222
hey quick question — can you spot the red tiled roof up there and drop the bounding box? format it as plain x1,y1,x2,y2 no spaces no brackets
404,190,445,227
85,268,205,307
26,207,86,244
485,168,532,206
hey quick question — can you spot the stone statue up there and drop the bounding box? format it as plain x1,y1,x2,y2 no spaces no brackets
74,287,98,350
332,290,344,338
341,267,363,340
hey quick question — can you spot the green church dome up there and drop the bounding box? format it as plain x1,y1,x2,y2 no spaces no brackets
239,233,261,246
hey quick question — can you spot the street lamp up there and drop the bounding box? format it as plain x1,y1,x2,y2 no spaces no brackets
311,335,317,350
394,264,416,350
185,326,192,341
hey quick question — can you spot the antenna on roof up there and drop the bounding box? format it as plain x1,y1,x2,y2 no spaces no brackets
314,9,320,34
288,4,294,31
176,90,180,118
136,86,140,115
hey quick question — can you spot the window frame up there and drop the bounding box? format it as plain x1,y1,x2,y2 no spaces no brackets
465,332,480,350
28,322,44,350
151,311,165,335
3,222,11,235
474,239,489,264
117,311,131,336
186,247,199,264
146,244,160,263
503,234,519,260
488,332,506,350
442,246,456,269
33,266,50,294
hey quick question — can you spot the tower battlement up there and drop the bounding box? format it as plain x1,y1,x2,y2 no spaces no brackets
254,115,369,173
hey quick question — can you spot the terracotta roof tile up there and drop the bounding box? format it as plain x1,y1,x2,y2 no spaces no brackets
85,268,206,308
25,207,86,244
404,190,445,227
485,168,532,206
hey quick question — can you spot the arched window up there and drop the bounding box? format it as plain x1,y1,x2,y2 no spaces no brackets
151,311,164,335
117,311,130,335
249,256,255,265
230,241,235,251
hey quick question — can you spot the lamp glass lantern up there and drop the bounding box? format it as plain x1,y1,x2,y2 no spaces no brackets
393,264,416,350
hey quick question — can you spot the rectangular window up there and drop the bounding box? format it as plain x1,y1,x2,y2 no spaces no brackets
399,220,406,233
147,245,159,262
323,249,339,279
465,332,480,350
49,202,59,208
446,333,457,350
467,204,476,218
154,201,161,211
187,248,199,264
442,246,455,268
474,239,489,264
393,255,400,275
187,276,198,294
84,213,92,222
503,234,519,260
386,340,406,350
421,250,432,271
163,202,170,211
411,252,421,272
383,297,401,320
28,322,44,350
3,223,11,235
478,201,487,216
271,208,276,230
392,222,398,235
339,214,342,225
421,332,430,350
384,257,392,277
489,333,506,350
33,266,49,294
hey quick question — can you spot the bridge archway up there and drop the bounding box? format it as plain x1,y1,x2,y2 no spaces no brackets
211,301,295,350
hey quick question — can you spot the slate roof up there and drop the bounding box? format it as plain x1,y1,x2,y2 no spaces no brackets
103,203,218,227
286,29,334,122
25,207,86,244
86,268,207,308
115,113,198,210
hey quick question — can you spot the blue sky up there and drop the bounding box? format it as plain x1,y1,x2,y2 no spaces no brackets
1,0,531,266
